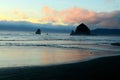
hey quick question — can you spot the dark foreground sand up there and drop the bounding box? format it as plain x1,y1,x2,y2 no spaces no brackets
0,55,120,80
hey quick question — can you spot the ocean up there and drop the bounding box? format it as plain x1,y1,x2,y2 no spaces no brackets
0,31,120,67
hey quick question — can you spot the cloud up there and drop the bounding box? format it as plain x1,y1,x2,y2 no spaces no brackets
0,21,73,33
21,13,29,19
42,6,57,15
39,7,95,25
59,7,95,25
13,10,19,15
13,10,29,19
90,11,120,28
39,6,120,28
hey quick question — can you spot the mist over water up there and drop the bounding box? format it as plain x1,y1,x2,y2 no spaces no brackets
0,31,120,67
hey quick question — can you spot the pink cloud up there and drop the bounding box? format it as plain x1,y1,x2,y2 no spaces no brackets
13,10,29,19
59,7,95,24
13,10,19,15
40,7,95,25
21,13,29,19
42,6,57,15
40,6,120,28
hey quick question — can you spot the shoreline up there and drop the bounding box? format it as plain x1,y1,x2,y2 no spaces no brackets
0,46,119,68
0,55,120,80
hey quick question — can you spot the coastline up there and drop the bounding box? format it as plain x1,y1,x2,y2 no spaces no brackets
0,55,120,80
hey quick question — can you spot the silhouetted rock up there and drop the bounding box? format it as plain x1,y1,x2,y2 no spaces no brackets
35,29,41,34
70,30,75,35
70,23,91,35
111,43,120,46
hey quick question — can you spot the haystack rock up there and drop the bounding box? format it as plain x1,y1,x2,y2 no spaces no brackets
70,23,91,35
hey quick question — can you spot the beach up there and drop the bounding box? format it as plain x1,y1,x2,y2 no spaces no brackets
0,0,120,79
0,55,120,80
0,46,119,68
0,46,95,67
0,45,120,80
0,33,120,80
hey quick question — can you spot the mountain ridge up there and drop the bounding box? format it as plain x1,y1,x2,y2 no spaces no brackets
91,28,120,35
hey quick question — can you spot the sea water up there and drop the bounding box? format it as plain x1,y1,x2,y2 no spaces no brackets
0,31,120,67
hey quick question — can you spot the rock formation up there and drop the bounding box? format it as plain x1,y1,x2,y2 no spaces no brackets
111,43,120,46
35,29,41,34
70,23,91,35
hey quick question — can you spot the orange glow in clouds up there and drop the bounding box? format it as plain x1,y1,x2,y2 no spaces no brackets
0,6,119,27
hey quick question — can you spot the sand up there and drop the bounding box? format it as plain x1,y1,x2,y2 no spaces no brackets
0,55,120,80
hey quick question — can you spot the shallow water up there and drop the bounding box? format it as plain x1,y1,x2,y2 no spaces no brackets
0,32,120,67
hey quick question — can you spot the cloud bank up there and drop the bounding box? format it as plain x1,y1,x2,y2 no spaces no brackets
39,6,120,28
0,21,74,33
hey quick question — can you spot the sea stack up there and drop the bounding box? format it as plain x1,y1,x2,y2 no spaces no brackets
70,23,91,35
35,29,41,35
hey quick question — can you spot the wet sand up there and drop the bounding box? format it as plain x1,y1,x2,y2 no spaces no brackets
0,46,119,67
0,55,120,80
0,46,95,67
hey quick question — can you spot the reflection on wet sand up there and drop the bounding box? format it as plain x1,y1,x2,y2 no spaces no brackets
41,49,92,65
0,46,93,67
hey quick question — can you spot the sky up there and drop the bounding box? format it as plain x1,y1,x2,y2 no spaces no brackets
0,0,120,30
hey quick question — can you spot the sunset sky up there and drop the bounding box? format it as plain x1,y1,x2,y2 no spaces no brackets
0,0,120,29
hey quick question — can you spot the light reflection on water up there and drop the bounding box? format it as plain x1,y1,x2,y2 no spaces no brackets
0,46,94,67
